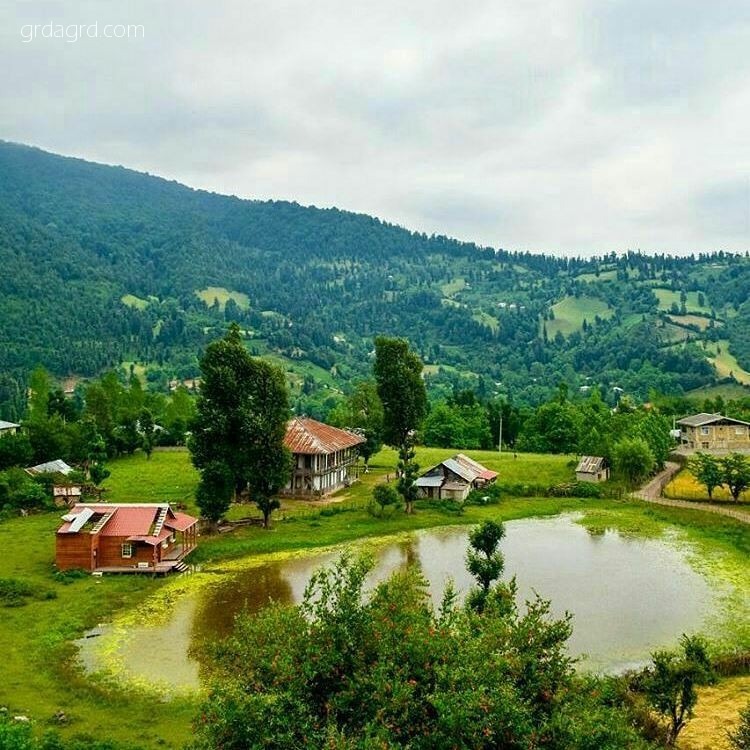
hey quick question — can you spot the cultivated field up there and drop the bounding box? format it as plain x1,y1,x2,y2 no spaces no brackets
665,468,750,504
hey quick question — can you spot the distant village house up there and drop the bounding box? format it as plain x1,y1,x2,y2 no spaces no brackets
282,417,365,497
56,503,197,574
575,456,610,483
0,420,20,437
677,413,750,452
26,459,74,477
416,454,498,502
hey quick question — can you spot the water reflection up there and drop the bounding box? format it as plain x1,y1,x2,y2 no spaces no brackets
79,514,718,690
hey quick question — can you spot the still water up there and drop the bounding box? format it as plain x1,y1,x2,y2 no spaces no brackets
79,514,717,691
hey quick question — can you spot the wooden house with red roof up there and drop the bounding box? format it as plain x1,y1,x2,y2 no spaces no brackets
282,417,365,496
56,503,198,574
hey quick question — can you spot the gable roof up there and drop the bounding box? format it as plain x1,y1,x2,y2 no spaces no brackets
27,459,73,476
576,455,607,473
284,417,365,455
0,420,20,431
57,503,196,541
420,453,498,484
676,413,750,428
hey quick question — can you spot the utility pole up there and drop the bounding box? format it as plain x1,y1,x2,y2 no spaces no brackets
498,415,503,453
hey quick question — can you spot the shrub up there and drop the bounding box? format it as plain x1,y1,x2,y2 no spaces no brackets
549,481,602,498
0,577,56,607
729,703,750,749
466,483,502,505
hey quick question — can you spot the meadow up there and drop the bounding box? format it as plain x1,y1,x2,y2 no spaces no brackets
545,295,614,337
2,449,749,748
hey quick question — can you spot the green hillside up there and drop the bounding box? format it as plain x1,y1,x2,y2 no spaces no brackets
4,141,750,419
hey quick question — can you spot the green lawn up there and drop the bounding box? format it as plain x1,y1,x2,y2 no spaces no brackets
546,295,613,337
102,449,200,513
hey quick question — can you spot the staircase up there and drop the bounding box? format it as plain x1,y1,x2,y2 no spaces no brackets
152,505,168,537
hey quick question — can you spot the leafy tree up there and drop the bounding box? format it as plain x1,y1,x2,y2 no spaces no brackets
190,553,647,750
729,703,750,749
139,408,156,459
422,401,465,447
612,437,655,487
641,634,715,746
721,453,750,502
0,432,33,471
195,460,234,526
689,452,723,500
190,324,292,528
633,413,673,470
371,483,400,516
374,337,426,514
465,519,505,612
328,381,383,469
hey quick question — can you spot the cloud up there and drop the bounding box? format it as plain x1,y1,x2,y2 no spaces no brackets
1,0,750,255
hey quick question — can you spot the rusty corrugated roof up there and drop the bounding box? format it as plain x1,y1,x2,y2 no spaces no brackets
284,417,365,455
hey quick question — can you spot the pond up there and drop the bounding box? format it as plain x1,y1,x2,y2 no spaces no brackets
78,513,720,692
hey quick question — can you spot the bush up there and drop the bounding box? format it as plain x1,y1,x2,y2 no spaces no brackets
0,577,56,607
729,703,750,749
466,483,502,505
549,481,602,498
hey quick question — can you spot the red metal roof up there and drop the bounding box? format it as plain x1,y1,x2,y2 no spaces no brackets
284,417,365,455
57,503,197,540
165,511,197,532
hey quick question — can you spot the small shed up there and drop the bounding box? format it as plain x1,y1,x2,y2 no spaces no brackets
52,485,83,507
575,456,609,483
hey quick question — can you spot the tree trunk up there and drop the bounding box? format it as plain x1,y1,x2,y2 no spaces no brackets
263,508,271,529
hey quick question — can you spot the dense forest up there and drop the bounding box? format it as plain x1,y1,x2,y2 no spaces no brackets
2,140,750,421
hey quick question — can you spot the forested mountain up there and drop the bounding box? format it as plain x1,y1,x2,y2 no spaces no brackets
1,139,750,420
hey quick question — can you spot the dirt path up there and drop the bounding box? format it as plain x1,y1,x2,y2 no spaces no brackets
633,461,750,525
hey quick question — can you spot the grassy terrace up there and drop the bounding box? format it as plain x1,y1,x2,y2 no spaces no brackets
1,449,749,747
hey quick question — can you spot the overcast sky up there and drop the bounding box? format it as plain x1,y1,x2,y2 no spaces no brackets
2,0,750,256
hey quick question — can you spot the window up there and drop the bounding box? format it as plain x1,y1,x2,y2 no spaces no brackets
701,426,710,435
121,543,134,558
736,427,745,435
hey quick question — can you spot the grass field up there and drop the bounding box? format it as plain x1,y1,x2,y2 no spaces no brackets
440,277,466,296
706,340,750,385
195,286,249,311
654,288,711,314
575,269,618,283
102,450,201,512
472,310,499,332
687,382,750,400
664,468,750,504
546,295,613,337
4,449,749,748
668,314,715,331
120,293,149,310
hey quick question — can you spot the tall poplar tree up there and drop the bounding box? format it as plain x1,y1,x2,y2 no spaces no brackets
373,336,427,514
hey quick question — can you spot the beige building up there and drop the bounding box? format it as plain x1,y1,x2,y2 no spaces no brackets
0,420,20,437
415,454,498,502
575,456,610,483
677,413,750,452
